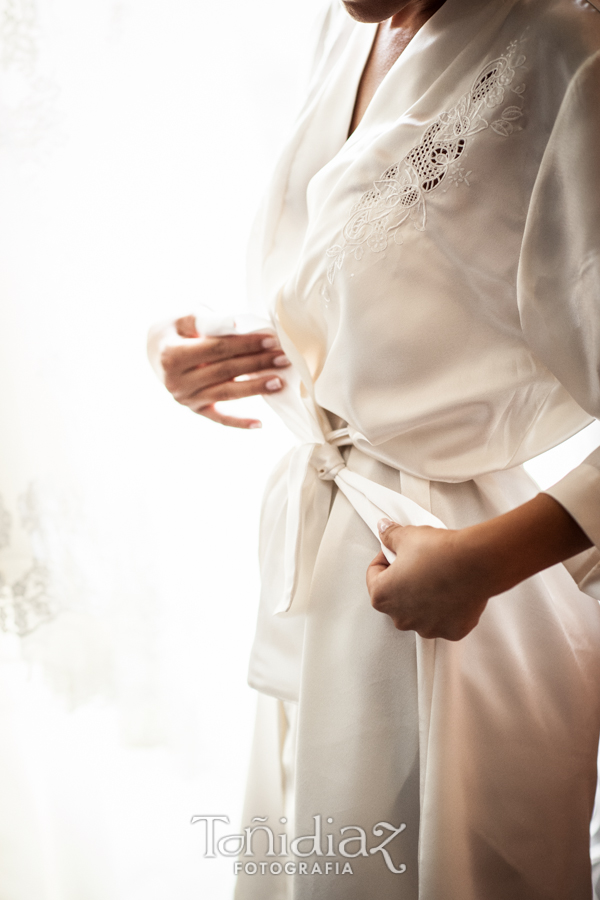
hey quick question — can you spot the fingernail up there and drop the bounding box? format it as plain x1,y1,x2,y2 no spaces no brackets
273,354,290,367
265,377,282,392
249,421,262,429
261,337,278,349
377,517,395,533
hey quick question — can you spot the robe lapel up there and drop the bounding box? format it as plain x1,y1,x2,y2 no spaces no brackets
344,0,519,148
258,18,376,310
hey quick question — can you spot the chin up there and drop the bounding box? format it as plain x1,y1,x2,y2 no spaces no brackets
341,0,407,22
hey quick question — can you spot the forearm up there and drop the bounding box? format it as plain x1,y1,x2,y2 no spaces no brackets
460,493,593,598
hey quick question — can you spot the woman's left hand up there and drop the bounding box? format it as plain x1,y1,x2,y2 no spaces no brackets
365,519,491,641
366,493,593,641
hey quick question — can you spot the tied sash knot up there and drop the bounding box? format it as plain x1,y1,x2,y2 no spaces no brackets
194,307,447,619
275,428,446,617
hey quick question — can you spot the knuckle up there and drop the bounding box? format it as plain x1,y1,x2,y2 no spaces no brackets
436,621,462,641
447,625,469,642
219,362,238,382
210,384,232,403
370,587,386,611
419,626,438,640
160,345,180,374
173,390,191,405
210,337,225,357
236,381,256,398
163,372,179,393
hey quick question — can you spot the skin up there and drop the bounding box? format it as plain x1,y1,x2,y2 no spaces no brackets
147,314,291,429
149,0,593,638
368,495,592,641
346,0,447,134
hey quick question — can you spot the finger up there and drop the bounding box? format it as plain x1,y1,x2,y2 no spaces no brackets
377,518,403,552
161,334,280,378
191,374,284,409
365,550,390,594
440,608,485,642
198,405,262,430
175,315,199,338
170,350,289,399
163,333,282,375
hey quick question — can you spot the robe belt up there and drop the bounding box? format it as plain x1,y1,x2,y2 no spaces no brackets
276,428,446,617
191,307,447,618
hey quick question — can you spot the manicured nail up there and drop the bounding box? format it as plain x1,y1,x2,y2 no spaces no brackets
265,377,282,392
273,355,290,367
261,337,278,349
377,517,395,533
249,421,262,429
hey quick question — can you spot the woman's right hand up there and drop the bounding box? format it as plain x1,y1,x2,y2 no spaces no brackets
147,314,290,429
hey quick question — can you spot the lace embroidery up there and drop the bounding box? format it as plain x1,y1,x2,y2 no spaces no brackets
0,486,57,636
0,562,53,636
0,494,10,550
325,39,526,285
0,0,38,72
0,0,61,161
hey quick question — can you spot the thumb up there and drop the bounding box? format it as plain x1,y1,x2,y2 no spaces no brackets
175,314,200,339
377,517,403,551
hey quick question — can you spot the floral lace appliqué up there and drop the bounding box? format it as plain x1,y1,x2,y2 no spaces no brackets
325,39,526,285
0,486,56,636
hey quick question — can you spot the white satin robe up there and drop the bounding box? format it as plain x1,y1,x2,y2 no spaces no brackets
234,0,600,896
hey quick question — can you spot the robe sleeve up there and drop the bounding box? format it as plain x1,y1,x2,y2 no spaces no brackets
517,50,600,553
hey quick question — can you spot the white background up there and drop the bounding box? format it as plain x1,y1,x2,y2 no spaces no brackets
0,1,599,898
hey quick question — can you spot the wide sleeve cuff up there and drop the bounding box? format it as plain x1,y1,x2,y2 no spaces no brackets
544,450,600,550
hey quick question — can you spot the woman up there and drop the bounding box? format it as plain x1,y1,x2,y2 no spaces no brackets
148,0,600,896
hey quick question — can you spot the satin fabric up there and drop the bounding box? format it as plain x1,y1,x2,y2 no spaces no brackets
229,0,600,895
238,448,600,900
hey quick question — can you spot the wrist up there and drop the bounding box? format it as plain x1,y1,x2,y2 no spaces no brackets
453,521,516,599
454,494,593,599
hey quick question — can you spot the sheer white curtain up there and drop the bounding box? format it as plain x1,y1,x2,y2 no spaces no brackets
0,1,599,898
0,1,322,898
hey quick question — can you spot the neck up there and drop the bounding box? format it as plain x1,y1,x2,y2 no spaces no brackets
343,0,447,25
388,0,447,29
